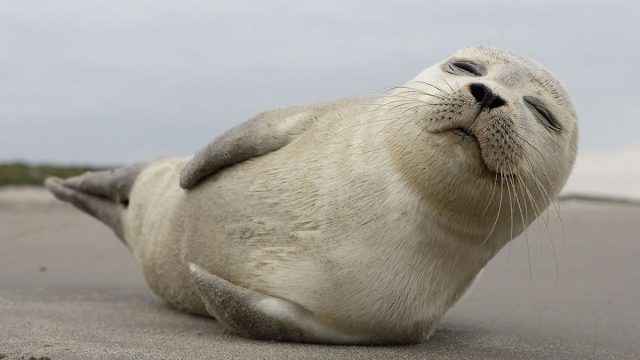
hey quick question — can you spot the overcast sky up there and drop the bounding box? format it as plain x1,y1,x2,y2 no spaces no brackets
1,0,638,168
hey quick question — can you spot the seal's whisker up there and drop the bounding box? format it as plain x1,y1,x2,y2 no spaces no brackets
439,77,458,94
392,116,424,142
481,176,498,216
505,164,525,277
517,165,546,236
520,166,549,280
506,126,567,251
489,118,555,257
529,165,565,246
520,161,561,280
331,100,425,135
377,92,433,103
507,170,528,269
519,151,560,241
505,164,515,245
343,90,443,130
480,163,504,248
519,161,559,278
396,103,433,126
378,100,426,118
366,97,426,116
388,86,447,100
351,104,427,151
515,168,531,234
509,163,533,279
365,98,444,145
374,98,424,110
346,89,453,147
407,80,451,97
508,163,525,232
526,167,560,280
411,122,429,146
509,126,563,204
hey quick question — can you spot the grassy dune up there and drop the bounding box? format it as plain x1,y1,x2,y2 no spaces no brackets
0,162,106,187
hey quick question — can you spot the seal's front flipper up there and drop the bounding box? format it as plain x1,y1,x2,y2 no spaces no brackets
187,263,362,344
179,97,372,189
179,107,314,189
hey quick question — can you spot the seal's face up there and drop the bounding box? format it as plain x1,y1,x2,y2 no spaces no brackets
385,46,578,247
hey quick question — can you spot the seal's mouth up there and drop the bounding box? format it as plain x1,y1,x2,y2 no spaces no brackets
451,127,477,143
447,126,515,180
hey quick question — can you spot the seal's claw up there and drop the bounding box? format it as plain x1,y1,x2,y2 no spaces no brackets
179,164,196,190
44,174,126,241
45,176,72,202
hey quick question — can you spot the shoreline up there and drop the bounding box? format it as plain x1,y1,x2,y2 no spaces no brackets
3,186,639,210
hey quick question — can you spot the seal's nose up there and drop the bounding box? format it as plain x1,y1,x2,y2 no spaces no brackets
469,83,506,110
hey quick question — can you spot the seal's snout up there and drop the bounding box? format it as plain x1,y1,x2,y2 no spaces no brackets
469,83,506,110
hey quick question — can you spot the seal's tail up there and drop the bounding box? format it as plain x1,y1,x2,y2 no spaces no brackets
44,163,146,243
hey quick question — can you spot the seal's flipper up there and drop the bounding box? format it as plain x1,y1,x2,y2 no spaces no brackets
187,263,362,344
180,97,372,189
45,177,125,240
179,107,314,189
44,163,145,242
62,162,146,204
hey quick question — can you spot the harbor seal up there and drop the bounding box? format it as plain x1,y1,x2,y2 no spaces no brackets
45,45,578,344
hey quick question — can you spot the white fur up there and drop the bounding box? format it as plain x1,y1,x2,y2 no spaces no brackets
122,46,578,343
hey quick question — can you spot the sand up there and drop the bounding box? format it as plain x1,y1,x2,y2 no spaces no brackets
1,188,639,359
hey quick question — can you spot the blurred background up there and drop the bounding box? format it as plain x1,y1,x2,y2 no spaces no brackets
0,0,638,198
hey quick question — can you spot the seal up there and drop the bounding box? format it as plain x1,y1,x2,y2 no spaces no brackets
45,45,578,344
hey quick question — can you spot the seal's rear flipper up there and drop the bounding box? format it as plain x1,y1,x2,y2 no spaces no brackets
187,263,363,344
45,177,125,240
62,162,146,205
44,163,145,242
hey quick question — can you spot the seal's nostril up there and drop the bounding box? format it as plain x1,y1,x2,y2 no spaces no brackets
470,83,487,103
469,83,506,109
487,95,506,109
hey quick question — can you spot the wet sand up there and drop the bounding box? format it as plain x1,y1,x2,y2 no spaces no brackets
1,188,639,359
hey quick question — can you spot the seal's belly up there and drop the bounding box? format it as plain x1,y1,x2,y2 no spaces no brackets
125,157,209,314
125,153,328,314
124,137,465,333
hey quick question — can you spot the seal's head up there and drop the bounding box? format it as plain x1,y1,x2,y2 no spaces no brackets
386,46,578,250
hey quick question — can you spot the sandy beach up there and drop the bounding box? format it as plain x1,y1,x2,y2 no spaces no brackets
1,187,639,359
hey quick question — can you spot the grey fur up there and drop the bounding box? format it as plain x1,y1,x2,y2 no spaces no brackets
63,162,147,204
188,263,369,344
189,263,312,342
44,163,146,241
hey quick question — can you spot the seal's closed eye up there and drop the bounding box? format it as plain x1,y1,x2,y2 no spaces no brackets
523,95,562,131
447,60,487,76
